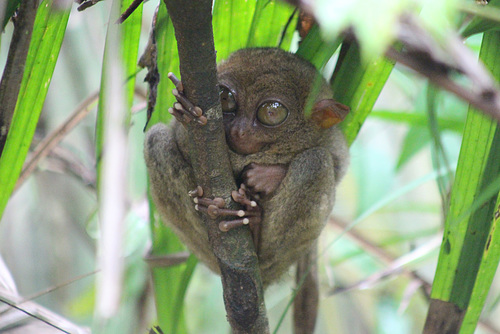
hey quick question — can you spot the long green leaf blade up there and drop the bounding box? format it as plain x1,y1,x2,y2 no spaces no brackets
246,0,295,48
0,0,71,217
371,110,464,133
459,30,500,333
296,25,342,69
2,0,21,29
148,4,177,125
332,42,396,146
213,0,295,61
120,0,142,114
425,29,500,333
429,108,496,304
461,0,500,37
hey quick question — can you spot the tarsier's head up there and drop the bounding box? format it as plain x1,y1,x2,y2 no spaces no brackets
217,48,349,156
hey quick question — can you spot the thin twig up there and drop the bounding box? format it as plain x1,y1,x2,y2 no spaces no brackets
0,289,89,334
116,0,144,24
328,217,432,295
36,146,97,189
15,92,99,191
329,235,440,295
398,15,497,94
76,0,104,12
21,270,98,303
15,88,147,191
386,47,500,121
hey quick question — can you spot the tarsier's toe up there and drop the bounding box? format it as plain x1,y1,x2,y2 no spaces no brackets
188,185,203,198
189,185,261,251
232,190,257,208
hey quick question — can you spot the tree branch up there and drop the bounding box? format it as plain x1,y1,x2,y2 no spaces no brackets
0,0,39,157
161,1,269,332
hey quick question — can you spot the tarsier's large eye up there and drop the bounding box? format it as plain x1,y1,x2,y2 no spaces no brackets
219,86,237,113
256,101,289,126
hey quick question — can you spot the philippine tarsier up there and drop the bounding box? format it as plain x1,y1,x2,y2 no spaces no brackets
144,47,349,292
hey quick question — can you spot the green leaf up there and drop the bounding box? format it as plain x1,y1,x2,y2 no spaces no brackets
460,191,500,332
429,110,497,306
246,0,296,48
426,30,500,333
461,0,500,38
371,111,464,133
149,215,194,334
213,0,256,60
0,0,71,217
426,85,454,206
458,30,500,333
332,42,396,146
2,0,21,29
120,0,142,114
148,5,177,125
213,0,295,61
170,254,197,334
296,25,342,69
396,127,431,170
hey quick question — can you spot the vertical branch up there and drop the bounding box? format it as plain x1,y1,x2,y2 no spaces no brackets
0,0,38,156
161,0,269,332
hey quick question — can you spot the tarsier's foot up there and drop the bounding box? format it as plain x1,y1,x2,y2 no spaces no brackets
167,73,208,125
189,186,262,250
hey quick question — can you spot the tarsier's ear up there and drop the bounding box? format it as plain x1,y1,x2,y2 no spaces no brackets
310,99,350,129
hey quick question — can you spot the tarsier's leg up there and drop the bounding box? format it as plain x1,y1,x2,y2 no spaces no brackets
294,244,319,334
189,186,263,250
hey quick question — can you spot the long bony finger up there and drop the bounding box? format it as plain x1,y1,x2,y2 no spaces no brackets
167,72,183,92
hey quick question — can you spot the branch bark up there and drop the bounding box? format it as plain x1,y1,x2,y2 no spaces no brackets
161,1,269,332
0,0,38,157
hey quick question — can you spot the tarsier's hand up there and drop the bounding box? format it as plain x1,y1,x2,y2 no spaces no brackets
167,73,207,126
242,163,287,199
189,186,263,249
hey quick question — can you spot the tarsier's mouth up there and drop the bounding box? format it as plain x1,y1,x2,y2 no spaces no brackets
226,138,272,156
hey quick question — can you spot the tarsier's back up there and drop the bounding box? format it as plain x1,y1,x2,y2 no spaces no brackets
144,47,349,287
